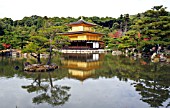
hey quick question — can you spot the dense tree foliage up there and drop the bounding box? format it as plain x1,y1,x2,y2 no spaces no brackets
0,5,169,55
126,6,170,52
107,6,170,53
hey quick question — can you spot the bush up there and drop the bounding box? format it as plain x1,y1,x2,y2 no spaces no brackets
0,44,4,50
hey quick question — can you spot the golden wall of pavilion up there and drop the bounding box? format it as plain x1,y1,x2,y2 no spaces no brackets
68,35,101,41
69,26,95,32
67,25,102,41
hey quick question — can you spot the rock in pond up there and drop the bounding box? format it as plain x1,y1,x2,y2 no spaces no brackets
24,63,58,72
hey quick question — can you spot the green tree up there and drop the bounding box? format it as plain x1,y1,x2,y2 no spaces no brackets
38,25,70,65
22,25,70,64
129,5,170,52
13,26,30,49
22,34,48,64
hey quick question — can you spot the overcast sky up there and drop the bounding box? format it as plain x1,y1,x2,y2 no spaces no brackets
0,0,170,20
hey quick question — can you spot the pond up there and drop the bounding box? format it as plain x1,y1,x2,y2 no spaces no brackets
0,53,170,108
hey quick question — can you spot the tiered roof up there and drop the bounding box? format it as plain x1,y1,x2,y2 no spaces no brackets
67,19,96,26
61,31,103,35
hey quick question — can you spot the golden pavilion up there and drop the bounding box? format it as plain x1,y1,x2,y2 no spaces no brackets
61,17,104,50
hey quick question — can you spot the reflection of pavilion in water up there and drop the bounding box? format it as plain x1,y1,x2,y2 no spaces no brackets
61,53,104,81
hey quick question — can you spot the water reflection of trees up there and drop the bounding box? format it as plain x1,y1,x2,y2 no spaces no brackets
0,57,26,77
22,72,71,107
1,54,170,107
98,54,170,108
61,53,170,107
0,56,68,78
134,63,170,108
0,57,71,106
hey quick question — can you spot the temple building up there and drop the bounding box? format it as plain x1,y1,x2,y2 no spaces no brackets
60,18,104,50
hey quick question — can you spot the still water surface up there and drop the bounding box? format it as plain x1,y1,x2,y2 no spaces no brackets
0,53,170,108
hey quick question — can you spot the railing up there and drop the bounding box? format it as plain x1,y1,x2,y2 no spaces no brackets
63,46,99,50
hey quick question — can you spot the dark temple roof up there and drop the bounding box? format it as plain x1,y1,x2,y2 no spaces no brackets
67,19,97,26
59,31,104,35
